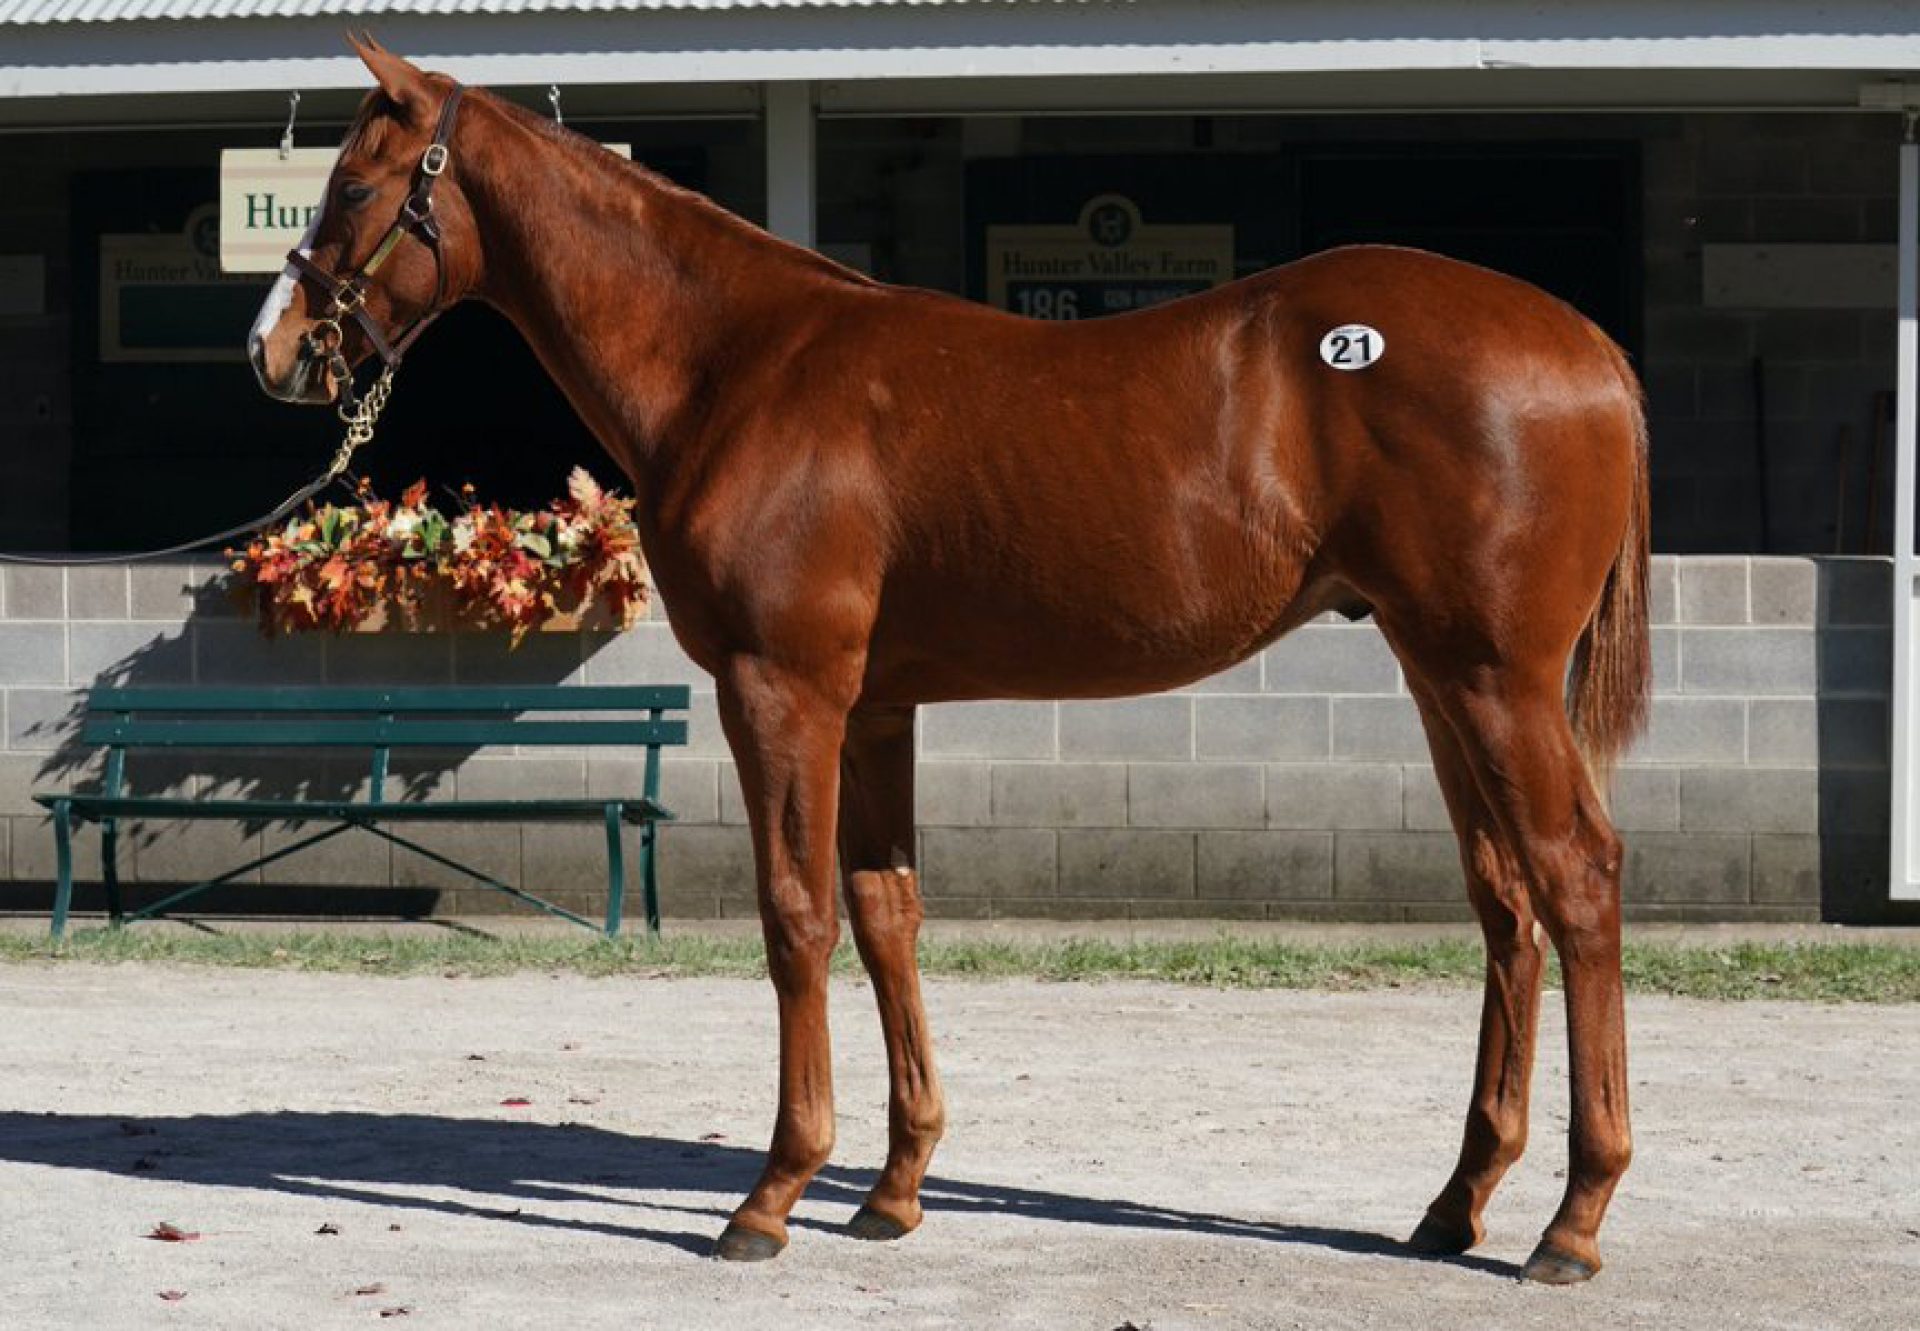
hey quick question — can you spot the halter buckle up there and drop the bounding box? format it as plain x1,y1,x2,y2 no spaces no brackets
304,317,345,358
401,193,435,226
420,143,449,177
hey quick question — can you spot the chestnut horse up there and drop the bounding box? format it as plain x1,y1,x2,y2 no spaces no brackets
251,40,1650,1285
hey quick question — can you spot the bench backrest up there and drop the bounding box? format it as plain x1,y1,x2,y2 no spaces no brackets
79,686,692,804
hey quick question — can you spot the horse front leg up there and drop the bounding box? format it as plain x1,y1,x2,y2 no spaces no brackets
713,656,851,1262
837,703,946,1241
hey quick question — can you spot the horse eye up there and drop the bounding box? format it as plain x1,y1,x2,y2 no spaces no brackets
339,180,376,208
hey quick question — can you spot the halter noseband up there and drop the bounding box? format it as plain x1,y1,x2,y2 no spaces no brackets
286,82,466,420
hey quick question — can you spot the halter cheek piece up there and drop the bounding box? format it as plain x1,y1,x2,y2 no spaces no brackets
285,82,466,421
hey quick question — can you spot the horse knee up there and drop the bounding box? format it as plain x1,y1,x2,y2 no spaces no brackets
1464,1103,1528,1170
762,883,840,990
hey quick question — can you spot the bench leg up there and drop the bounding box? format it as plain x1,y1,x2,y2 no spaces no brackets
641,822,661,937
50,799,74,940
604,804,627,938
102,818,124,927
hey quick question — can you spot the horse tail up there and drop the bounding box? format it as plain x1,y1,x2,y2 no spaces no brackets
1567,340,1653,796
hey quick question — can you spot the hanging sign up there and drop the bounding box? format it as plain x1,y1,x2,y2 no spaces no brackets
219,142,634,274
985,194,1233,320
100,203,265,363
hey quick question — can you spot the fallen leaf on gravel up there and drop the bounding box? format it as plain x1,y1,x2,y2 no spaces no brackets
315,1223,341,1236
465,1054,486,1062
560,1042,580,1051
378,1306,411,1318
147,1223,200,1243
387,1224,402,1233
700,1132,726,1142
567,1095,599,1106
157,1291,187,1302
353,1284,387,1297
500,1097,532,1107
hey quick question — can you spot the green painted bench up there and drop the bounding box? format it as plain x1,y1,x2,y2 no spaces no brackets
34,685,690,939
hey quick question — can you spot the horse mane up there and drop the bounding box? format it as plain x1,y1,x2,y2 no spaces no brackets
477,88,880,292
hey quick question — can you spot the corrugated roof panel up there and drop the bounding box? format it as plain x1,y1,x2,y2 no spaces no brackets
0,0,1024,21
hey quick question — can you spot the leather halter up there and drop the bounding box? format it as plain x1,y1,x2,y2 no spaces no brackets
286,82,466,414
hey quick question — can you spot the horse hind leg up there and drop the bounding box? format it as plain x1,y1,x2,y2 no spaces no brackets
837,703,946,1240
1402,687,1546,1258
1413,664,1632,1284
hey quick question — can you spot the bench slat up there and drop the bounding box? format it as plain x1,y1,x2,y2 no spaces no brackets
81,718,689,748
39,795,675,825
84,685,692,714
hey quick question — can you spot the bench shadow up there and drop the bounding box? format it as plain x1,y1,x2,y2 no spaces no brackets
0,1110,1516,1277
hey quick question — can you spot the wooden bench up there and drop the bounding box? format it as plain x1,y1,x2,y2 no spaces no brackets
34,685,690,939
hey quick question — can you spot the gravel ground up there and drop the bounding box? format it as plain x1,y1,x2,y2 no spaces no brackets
1,964,1916,1329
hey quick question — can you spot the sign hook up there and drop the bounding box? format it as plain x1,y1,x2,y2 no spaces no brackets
548,85,564,126
280,90,301,159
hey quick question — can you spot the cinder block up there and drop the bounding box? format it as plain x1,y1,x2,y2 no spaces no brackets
1265,763,1402,830
1632,698,1746,765
1331,697,1429,762
457,756,587,800
1624,833,1751,904
390,823,521,891
129,819,265,885
1127,763,1264,829
579,624,711,688
324,634,455,686
1819,560,1889,626
915,762,991,827
681,693,731,760
991,763,1126,828
1400,763,1448,831
589,757,719,825
68,624,187,687
1264,626,1399,694
1819,628,1890,696
920,827,1055,899
656,824,757,898
261,825,391,886
1612,767,1680,832
131,559,240,620
1333,832,1461,901
1750,835,1821,906
1058,829,1194,898
12,811,103,882
194,622,324,686
1651,627,1679,692
920,701,1055,760
1680,768,1818,834
6,688,82,752
2,567,63,620
1747,698,1888,767
1058,697,1191,761
0,626,63,685
1174,655,1262,694
1648,556,1679,625
0,752,52,817
66,566,128,620
1196,830,1333,900
1194,696,1328,761
1677,558,1747,624
1679,629,1815,695
1750,560,1816,625
521,824,624,902
451,632,585,686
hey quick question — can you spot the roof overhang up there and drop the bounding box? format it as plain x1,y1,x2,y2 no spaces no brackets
2,1,1918,127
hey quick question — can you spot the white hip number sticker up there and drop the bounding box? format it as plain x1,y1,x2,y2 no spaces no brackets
1319,323,1384,371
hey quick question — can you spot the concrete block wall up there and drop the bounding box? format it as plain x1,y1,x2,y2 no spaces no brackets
0,555,1896,925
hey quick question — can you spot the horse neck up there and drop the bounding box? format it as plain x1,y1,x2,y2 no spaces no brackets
458,95,825,471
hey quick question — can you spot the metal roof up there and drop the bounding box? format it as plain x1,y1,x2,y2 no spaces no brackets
0,0,1014,21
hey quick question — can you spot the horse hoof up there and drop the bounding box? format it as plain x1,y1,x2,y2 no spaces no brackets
1521,1240,1599,1285
847,1205,912,1242
714,1224,786,1262
1405,1213,1478,1256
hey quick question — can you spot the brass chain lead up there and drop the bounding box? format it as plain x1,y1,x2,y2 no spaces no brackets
327,365,394,481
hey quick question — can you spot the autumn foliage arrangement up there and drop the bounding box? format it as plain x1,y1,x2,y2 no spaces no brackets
228,468,650,638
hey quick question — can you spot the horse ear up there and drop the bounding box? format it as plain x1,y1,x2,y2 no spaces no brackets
347,30,430,123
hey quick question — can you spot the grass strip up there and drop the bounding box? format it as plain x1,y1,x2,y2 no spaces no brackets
2,929,1917,1002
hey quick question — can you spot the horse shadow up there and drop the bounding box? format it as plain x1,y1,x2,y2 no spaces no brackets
0,1109,1516,1276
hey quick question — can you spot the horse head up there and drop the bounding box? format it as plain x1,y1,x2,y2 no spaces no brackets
249,35,479,406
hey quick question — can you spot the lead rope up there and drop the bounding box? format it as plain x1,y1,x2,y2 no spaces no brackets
0,372,394,568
